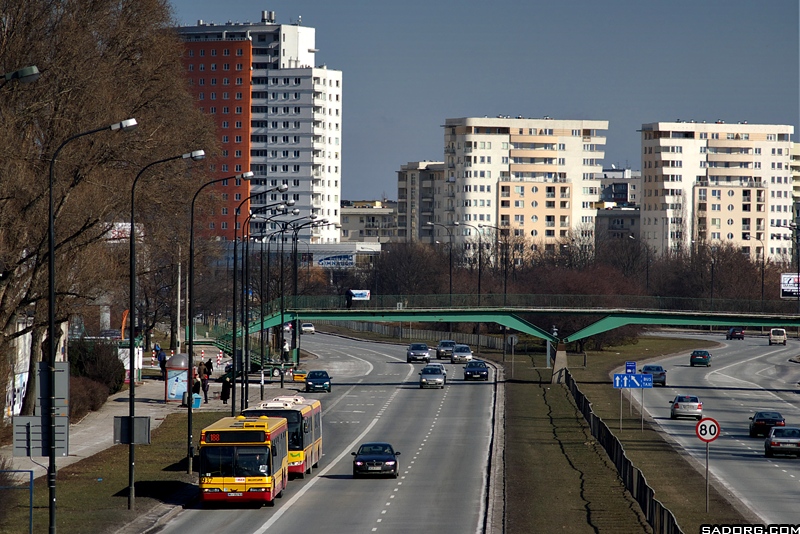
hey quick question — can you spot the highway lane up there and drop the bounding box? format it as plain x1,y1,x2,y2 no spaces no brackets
625,333,800,523
158,334,497,534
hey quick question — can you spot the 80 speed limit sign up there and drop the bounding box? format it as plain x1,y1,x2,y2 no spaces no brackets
696,417,720,443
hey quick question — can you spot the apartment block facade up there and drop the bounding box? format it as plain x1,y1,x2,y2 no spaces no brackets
433,117,608,252
397,161,445,242
340,200,398,243
177,10,342,243
640,121,794,260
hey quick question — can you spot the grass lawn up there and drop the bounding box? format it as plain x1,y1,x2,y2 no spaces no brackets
0,328,760,533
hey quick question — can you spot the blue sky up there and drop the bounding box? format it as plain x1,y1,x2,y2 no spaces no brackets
169,0,799,201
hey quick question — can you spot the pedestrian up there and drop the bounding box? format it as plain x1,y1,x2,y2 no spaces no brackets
201,372,210,404
197,360,206,380
157,347,167,381
220,376,231,405
282,339,290,362
205,358,214,375
345,289,353,309
192,376,201,395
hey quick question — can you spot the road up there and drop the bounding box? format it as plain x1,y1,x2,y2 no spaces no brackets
627,333,800,524
158,334,498,534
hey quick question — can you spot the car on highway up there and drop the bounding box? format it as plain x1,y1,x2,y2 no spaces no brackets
292,368,308,382
406,343,431,363
669,395,703,420
639,364,666,386
726,327,744,340
689,350,712,367
300,322,315,334
305,370,332,392
436,340,456,359
463,360,489,381
749,411,785,437
451,344,474,364
352,442,400,478
424,362,447,382
769,328,787,345
419,366,445,389
764,426,800,457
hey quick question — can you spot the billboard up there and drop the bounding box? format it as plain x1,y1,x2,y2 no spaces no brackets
780,273,800,299
317,254,355,267
351,289,371,301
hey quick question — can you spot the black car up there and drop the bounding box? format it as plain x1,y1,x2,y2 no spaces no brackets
305,370,332,393
726,327,745,340
463,360,489,381
749,411,785,437
351,442,400,478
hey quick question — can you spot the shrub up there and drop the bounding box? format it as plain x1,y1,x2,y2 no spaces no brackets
68,338,125,394
69,376,109,423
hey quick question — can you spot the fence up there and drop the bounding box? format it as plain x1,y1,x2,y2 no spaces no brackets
0,470,33,534
564,371,683,534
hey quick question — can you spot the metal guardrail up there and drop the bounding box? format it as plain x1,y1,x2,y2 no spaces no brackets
564,371,683,534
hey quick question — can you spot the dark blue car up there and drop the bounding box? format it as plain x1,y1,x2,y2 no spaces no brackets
305,370,332,392
463,360,489,381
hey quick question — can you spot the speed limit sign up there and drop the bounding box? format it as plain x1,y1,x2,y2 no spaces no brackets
696,417,720,443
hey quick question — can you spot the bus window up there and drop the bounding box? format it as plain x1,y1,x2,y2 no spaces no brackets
201,446,235,477
237,447,270,476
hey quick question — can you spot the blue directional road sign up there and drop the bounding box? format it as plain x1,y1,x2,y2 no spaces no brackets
613,373,653,389
625,361,636,374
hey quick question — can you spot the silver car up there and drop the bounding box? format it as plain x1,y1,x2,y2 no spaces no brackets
406,343,431,363
424,362,447,383
764,426,800,457
669,395,703,420
450,344,473,364
419,366,445,389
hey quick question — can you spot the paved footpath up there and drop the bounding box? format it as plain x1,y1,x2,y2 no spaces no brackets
0,363,303,481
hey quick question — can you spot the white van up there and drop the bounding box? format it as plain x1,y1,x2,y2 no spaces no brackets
769,328,787,346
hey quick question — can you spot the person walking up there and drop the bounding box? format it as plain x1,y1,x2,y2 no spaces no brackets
220,376,232,405
198,360,210,404
282,339,290,362
156,345,167,381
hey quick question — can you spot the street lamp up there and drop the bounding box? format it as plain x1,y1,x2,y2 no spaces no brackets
454,221,482,352
188,171,253,472
629,235,650,292
292,218,327,300
48,118,137,532
746,234,765,311
127,149,204,510
1,65,40,87
426,221,453,306
479,223,508,305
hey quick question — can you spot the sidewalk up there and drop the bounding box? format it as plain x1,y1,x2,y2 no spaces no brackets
0,363,304,480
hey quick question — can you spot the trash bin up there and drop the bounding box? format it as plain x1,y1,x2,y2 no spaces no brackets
192,393,202,409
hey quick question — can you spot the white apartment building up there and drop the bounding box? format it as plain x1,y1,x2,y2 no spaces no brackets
177,11,342,243
640,121,794,260
437,117,608,252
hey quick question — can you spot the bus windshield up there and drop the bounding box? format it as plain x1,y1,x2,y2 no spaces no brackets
245,410,303,451
200,445,271,477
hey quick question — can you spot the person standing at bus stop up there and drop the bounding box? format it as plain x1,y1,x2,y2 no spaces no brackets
282,339,290,362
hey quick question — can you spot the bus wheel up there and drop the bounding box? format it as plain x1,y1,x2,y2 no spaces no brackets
306,462,312,474
297,469,305,479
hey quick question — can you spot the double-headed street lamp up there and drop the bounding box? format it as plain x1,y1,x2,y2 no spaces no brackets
188,171,253,472
454,221,482,352
48,118,138,532
426,221,453,306
292,218,327,299
127,149,204,510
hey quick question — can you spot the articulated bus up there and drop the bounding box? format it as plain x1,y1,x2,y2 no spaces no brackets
242,395,322,478
198,415,288,506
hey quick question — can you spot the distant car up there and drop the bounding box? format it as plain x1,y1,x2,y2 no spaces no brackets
305,370,331,392
352,442,400,478
690,350,711,367
451,344,473,364
300,323,315,334
764,426,800,457
463,360,489,381
669,395,703,420
424,362,447,382
292,368,308,382
749,411,785,437
769,328,787,346
436,340,456,359
419,366,445,389
726,327,744,340
406,343,431,363
639,364,666,386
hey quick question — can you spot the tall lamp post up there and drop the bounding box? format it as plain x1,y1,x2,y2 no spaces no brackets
48,118,138,532
454,221,482,352
1,65,40,87
188,171,253,472
479,223,508,305
426,221,453,306
746,234,765,311
128,149,204,510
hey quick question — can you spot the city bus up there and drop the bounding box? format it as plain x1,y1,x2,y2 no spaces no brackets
242,395,322,478
198,415,288,506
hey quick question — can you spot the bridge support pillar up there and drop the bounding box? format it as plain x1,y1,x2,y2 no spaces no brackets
551,343,568,384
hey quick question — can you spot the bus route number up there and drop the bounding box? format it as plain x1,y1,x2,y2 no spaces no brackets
695,418,720,443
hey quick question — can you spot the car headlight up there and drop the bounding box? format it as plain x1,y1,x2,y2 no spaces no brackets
354,461,364,466
324,381,330,385
421,379,427,383
307,381,313,385
385,461,396,466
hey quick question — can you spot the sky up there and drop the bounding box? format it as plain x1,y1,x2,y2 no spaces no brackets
169,0,800,201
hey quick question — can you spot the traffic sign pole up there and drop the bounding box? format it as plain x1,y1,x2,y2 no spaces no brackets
695,417,720,513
